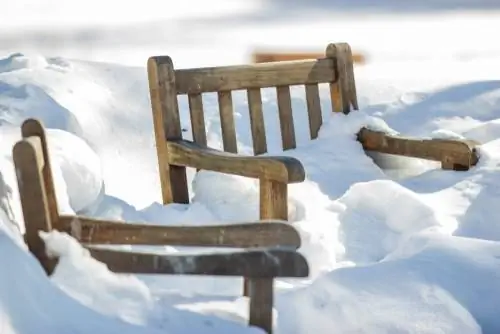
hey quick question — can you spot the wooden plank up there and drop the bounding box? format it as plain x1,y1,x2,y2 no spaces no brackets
59,215,301,249
167,140,305,183
357,128,480,170
87,248,309,278
21,119,60,228
251,51,366,65
13,138,57,275
175,58,336,94
305,83,322,139
148,56,189,204
188,93,207,147
276,85,296,150
217,91,238,153
247,88,267,155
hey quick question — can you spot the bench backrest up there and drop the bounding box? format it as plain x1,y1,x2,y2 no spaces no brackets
147,42,358,204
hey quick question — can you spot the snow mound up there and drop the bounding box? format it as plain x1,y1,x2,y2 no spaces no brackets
0,53,49,73
335,180,446,264
46,128,104,213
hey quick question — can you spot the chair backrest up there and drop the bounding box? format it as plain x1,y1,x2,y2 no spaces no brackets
147,42,358,204
148,42,358,155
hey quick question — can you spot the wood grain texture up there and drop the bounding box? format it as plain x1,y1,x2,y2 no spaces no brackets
148,56,189,204
167,139,305,183
88,248,309,277
218,90,238,153
276,85,296,150
188,93,207,147
247,88,268,155
175,58,336,94
326,43,350,114
357,128,480,170
305,83,322,139
21,119,60,228
248,178,289,333
13,137,57,275
59,215,301,249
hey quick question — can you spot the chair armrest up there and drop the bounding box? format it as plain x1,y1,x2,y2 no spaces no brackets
59,215,302,249
166,139,305,183
87,247,309,278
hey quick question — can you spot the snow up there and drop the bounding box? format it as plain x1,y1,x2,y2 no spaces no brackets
2,2,500,334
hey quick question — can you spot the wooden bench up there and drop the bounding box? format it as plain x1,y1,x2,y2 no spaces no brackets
13,118,309,334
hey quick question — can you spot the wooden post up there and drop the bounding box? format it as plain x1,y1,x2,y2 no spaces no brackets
21,119,60,228
148,56,190,204
13,122,57,275
325,43,358,114
247,178,288,333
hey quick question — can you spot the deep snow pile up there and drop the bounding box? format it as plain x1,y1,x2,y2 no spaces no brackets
2,51,500,334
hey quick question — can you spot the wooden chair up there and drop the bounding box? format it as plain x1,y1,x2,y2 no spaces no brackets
147,41,357,229
13,119,309,334
147,41,357,310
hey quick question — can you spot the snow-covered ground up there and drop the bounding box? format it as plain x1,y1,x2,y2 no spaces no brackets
2,1,500,334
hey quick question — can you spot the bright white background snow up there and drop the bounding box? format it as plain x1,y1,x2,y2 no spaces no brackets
1,1,500,333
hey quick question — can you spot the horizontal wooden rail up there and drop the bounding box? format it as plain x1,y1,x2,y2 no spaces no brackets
252,51,367,65
59,215,301,248
88,247,309,277
357,128,479,170
167,139,305,183
172,58,336,94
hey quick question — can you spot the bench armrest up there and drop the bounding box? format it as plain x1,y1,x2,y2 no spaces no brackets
167,139,305,183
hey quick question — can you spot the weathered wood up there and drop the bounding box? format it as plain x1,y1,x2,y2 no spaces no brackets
251,50,367,65
21,136,44,169
59,215,301,248
344,44,359,110
247,88,268,155
88,247,309,277
148,56,189,204
305,83,322,139
21,119,60,228
218,90,238,153
276,85,296,150
247,178,289,333
167,140,305,183
13,138,57,275
175,58,336,94
188,93,207,147
326,43,350,114
357,128,480,170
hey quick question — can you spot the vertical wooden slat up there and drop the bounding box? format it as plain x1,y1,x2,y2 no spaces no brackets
21,119,60,228
218,91,238,153
326,43,350,114
247,88,267,155
148,56,189,204
188,93,207,147
13,137,57,275
276,85,296,150
248,178,288,333
305,83,323,139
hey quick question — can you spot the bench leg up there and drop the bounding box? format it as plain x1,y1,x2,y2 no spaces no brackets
248,278,274,333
